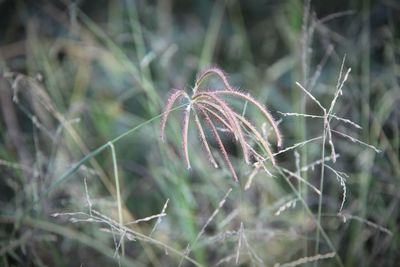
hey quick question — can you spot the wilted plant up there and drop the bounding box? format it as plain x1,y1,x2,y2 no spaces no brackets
160,67,282,182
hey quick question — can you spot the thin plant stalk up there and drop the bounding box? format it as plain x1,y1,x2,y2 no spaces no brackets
108,142,124,258
182,105,192,169
315,118,328,256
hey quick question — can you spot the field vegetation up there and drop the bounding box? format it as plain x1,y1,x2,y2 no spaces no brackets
0,1,399,266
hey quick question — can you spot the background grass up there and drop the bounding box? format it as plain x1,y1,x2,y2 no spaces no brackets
0,0,399,266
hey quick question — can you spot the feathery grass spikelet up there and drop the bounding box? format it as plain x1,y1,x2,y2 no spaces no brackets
194,67,235,92
160,89,189,142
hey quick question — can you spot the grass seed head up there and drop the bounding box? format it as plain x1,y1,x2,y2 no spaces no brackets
161,67,282,181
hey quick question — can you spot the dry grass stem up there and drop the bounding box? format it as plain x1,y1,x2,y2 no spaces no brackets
338,214,393,236
125,213,167,225
182,106,192,169
235,222,244,264
275,198,298,216
234,113,276,165
330,129,381,152
325,165,347,213
281,168,321,195
278,112,362,129
213,254,237,267
244,164,261,190
274,252,336,267
300,154,340,172
295,82,325,112
150,199,170,237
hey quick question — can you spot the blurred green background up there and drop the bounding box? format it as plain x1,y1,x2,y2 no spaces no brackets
0,0,399,266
